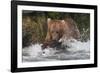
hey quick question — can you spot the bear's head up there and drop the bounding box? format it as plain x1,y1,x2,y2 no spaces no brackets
45,18,67,41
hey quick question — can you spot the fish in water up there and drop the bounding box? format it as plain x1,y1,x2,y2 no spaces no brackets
41,40,67,50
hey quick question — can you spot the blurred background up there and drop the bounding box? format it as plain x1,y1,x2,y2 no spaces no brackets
22,10,90,48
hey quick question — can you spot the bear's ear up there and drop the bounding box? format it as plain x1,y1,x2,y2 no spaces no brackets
61,20,65,24
47,18,51,23
47,18,51,28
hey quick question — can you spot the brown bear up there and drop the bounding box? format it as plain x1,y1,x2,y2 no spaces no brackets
42,18,80,49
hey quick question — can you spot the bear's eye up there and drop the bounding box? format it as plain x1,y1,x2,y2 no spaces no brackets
56,31,59,33
51,31,54,33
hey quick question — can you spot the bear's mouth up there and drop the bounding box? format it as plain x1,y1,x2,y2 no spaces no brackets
42,40,61,49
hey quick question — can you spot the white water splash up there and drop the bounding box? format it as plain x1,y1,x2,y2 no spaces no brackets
62,39,90,52
23,44,42,57
22,39,90,62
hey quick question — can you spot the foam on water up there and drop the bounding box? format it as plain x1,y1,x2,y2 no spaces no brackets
22,39,90,62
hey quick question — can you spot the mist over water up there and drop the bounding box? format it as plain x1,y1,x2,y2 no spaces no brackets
22,39,90,62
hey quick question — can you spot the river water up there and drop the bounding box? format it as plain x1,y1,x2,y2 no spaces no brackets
22,39,90,62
